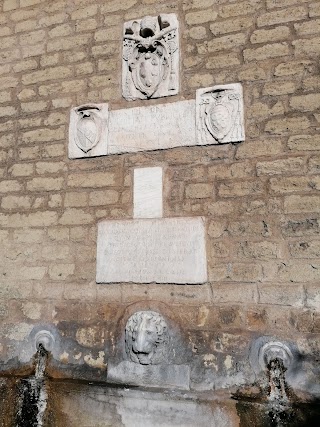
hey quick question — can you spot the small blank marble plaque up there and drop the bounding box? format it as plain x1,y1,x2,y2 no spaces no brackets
96,217,207,284
134,167,163,219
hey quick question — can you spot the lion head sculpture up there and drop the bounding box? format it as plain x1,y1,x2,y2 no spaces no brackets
125,311,169,365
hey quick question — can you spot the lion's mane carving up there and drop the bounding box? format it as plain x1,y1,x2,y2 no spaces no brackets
125,311,169,365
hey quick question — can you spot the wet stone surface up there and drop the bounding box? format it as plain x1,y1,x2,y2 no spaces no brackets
236,400,320,427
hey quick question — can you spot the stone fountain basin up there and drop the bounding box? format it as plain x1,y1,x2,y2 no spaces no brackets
1,375,320,427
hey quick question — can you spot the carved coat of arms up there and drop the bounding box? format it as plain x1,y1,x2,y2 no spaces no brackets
75,105,102,153
196,83,245,145
122,14,179,101
68,103,109,159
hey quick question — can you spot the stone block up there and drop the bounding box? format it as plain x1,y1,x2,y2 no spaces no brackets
48,263,75,281
219,0,262,18
290,93,320,112
210,16,252,36
263,81,296,96
256,157,306,175
186,9,217,25
218,180,264,198
88,190,119,206
244,42,290,62
270,176,318,193
96,217,207,284
67,171,116,188
59,208,93,225
1,196,32,210
26,177,64,191
265,117,310,135
289,240,320,258
293,36,320,56
0,180,22,193
207,33,246,52
185,183,212,199
288,134,320,151
284,195,320,213
257,6,307,27
259,283,304,307
3,0,19,11
250,26,291,44
310,3,320,18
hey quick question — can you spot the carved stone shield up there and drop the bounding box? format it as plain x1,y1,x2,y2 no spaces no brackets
205,101,235,142
130,46,168,98
75,112,100,153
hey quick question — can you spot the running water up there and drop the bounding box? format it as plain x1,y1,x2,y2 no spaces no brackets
266,357,290,426
267,358,288,403
15,344,48,427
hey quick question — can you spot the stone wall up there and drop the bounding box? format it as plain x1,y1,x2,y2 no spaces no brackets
0,0,320,423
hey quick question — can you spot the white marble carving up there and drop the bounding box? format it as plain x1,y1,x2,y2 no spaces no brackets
108,100,195,154
196,83,245,145
125,311,168,365
134,167,163,219
96,217,207,284
68,103,109,159
122,14,179,101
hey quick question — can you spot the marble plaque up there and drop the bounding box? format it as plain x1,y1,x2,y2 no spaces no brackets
134,167,163,219
107,361,190,390
107,100,195,154
196,83,245,145
96,217,207,284
68,103,109,159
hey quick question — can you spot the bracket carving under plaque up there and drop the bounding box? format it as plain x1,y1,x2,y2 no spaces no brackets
122,14,179,101
196,83,245,145
68,103,109,159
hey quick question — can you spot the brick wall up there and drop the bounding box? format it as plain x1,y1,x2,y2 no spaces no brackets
1,0,320,366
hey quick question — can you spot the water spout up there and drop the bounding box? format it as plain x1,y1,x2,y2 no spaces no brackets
15,335,52,426
260,341,294,426
267,357,288,403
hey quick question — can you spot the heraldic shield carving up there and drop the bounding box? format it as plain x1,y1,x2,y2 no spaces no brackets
68,103,109,159
196,83,245,145
75,105,101,153
122,14,179,101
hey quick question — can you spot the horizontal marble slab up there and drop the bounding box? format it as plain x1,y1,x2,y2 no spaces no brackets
107,100,196,154
96,217,207,284
107,361,190,390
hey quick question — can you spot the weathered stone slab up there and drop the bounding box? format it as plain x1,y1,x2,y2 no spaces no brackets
107,361,190,390
96,217,207,284
107,100,195,154
134,167,163,219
